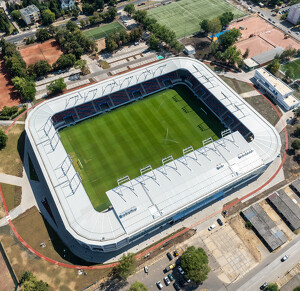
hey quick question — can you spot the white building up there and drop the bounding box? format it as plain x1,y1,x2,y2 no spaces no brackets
60,0,74,10
184,45,195,55
287,4,300,25
254,67,300,111
20,5,40,25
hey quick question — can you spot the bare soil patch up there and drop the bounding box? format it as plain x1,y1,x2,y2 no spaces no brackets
20,40,63,66
95,38,106,52
0,245,15,291
229,215,264,262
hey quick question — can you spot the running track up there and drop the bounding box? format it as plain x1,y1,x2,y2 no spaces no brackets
0,82,288,270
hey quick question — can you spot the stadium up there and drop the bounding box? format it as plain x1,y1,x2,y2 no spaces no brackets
25,58,281,254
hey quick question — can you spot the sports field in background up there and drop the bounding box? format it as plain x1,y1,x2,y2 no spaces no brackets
84,21,125,40
148,0,245,38
281,58,300,80
60,85,225,211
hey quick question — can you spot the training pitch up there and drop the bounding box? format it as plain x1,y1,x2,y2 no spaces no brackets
60,85,224,211
84,22,125,40
281,59,300,80
148,0,245,38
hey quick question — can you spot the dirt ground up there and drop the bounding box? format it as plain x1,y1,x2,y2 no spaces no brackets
0,56,21,110
230,16,300,57
0,249,15,291
95,38,106,52
19,39,63,66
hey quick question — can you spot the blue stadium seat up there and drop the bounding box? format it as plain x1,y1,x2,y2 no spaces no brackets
110,90,130,105
142,79,161,94
75,102,96,119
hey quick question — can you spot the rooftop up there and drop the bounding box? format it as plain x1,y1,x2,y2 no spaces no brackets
252,47,284,65
256,67,294,96
20,4,39,15
268,190,300,230
243,203,287,251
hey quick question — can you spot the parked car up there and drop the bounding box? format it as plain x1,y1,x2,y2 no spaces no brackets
173,282,181,291
156,281,163,289
208,224,216,231
167,252,173,261
164,276,171,286
174,250,179,257
164,264,175,272
168,273,174,281
217,218,223,226
260,282,268,290
281,255,289,262
178,266,184,275
144,266,148,273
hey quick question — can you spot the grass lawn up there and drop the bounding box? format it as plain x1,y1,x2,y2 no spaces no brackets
60,85,225,211
219,76,254,95
245,95,280,126
148,0,245,38
0,183,22,211
0,125,24,177
281,58,300,80
84,22,125,40
0,207,112,290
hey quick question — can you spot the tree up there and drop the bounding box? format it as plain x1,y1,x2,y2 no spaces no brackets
243,48,249,59
47,78,66,94
295,107,300,117
20,271,49,291
0,130,8,150
94,0,104,10
266,59,280,75
129,27,142,41
116,253,136,280
10,10,21,20
293,287,300,291
245,221,252,229
33,60,52,77
218,28,241,51
180,246,210,284
124,3,135,16
42,9,55,25
295,125,300,137
52,54,76,70
149,34,160,51
219,12,234,27
66,20,78,32
36,28,50,42
292,139,300,150
200,19,210,34
129,281,148,291
221,45,242,65
105,7,117,22
265,283,279,291
105,36,118,52
12,76,36,100
285,67,294,81
208,18,222,39
79,19,86,28
74,59,87,74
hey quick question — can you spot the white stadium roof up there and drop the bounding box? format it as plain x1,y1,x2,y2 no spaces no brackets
25,58,281,250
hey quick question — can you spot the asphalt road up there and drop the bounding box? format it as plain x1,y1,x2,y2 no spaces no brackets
229,235,300,291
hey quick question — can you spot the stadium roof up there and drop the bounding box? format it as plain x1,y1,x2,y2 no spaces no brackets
25,58,281,249
243,204,287,251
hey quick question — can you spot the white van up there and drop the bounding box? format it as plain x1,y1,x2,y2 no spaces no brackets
208,224,216,231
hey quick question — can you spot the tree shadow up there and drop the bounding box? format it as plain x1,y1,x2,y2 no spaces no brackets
98,269,129,291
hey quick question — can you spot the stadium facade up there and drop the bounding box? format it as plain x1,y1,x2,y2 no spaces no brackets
25,58,281,253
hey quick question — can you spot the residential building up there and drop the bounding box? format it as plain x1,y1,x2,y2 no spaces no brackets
60,0,75,10
254,67,300,110
287,4,300,25
20,4,40,25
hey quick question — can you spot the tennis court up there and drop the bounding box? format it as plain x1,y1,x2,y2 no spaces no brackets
148,0,245,38
84,22,125,40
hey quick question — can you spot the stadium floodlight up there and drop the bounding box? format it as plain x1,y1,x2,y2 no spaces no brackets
182,146,197,165
140,165,156,185
117,176,134,196
58,154,73,178
162,155,177,175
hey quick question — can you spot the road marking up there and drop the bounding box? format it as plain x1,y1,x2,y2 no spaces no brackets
6,215,11,221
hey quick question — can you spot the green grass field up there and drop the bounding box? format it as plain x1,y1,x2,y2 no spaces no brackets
60,85,224,211
84,21,125,40
281,58,300,80
148,0,245,38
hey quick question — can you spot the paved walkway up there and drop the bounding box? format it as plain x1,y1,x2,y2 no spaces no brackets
0,120,25,126
275,110,295,133
240,90,259,98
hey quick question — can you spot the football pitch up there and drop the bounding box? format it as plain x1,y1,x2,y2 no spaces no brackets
60,85,225,212
84,22,125,40
148,0,245,38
